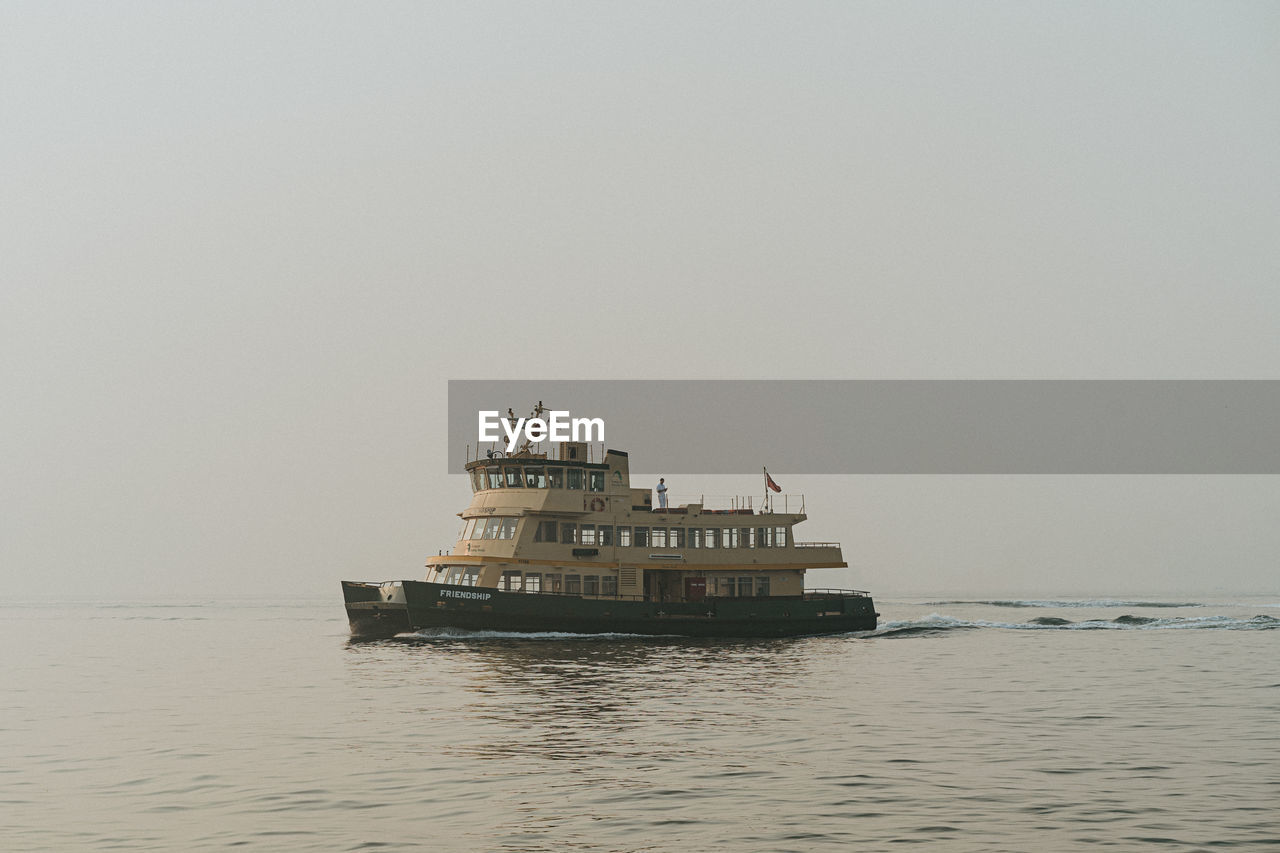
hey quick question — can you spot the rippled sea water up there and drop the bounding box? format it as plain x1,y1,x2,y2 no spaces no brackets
3,596,1277,851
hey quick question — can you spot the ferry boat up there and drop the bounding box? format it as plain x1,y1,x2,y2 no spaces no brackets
343,425,877,639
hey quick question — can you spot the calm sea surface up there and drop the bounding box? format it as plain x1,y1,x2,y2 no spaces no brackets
3,596,1277,851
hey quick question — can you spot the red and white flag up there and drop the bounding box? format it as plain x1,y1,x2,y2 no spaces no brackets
764,468,782,493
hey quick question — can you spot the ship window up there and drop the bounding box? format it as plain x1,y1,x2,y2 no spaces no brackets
741,527,755,548
601,575,617,596
599,525,613,546
717,576,734,597
652,528,667,548
487,469,504,489
580,524,597,546
464,568,481,586
504,467,524,488
755,576,770,597
688,528,701,548
633,527,649,547
566,468,584,490
498,518,517,539
704,528,718,548
583,575,599,595
617,526,631,547
548,468,564,488
483,518,502,539
724,528,739,548
671,528,685,548
501,570,522,591
534,521,557,542
545,573,563,593
757,527,770,547
459,519,474,540
524,467,546,488
471,469,484,492
561,523,577,544
566,574,582,594
525,573,541,593
738,576,753,597
774,527,787,547
588,471,605,492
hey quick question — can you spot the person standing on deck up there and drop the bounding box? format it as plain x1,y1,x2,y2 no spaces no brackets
656,478,668,509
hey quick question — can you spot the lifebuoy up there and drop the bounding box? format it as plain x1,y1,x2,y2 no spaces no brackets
590,497,606,512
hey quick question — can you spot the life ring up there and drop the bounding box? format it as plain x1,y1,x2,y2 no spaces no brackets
589,497,606,512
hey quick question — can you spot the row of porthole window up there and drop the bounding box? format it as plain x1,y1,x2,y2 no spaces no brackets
459,517,791,547
535,521,789,548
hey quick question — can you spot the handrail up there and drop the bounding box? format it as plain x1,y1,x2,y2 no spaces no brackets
794,541,841,548
804,588,870,597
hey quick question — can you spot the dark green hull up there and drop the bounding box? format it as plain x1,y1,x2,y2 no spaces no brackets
343,580,877,639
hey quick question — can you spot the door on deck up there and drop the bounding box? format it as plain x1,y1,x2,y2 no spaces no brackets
684,577,707,602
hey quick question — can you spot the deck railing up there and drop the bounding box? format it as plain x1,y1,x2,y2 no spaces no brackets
658,494,806,515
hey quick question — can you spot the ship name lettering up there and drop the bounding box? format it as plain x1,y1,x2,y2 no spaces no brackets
440,590,493,601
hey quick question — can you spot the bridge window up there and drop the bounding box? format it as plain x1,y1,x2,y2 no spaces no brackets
580,524,597,546
688,528,701,548
548,468,564,488
741,527,755,548
589,471,605,492
504,467,524,488
724,528,740,548
633,526,649,547
704,528,719,548
671,528,685,548
498,518,517,539
566,468,584,490
774,526,787,547
617,526,632,547
599,525,613,546
561,523,577,544
482,518,501,539
487,469,503,490
652,528,667,548
524,467,546,488
471,469,484,491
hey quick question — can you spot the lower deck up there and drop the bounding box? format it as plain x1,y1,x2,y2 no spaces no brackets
431,563,807,603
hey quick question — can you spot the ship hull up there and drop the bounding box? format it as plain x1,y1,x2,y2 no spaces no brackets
344,580,876,640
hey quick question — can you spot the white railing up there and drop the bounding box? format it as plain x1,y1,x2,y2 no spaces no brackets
658,494,806,515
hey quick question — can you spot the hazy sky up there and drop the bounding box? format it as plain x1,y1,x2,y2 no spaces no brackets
3,2,1278,600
